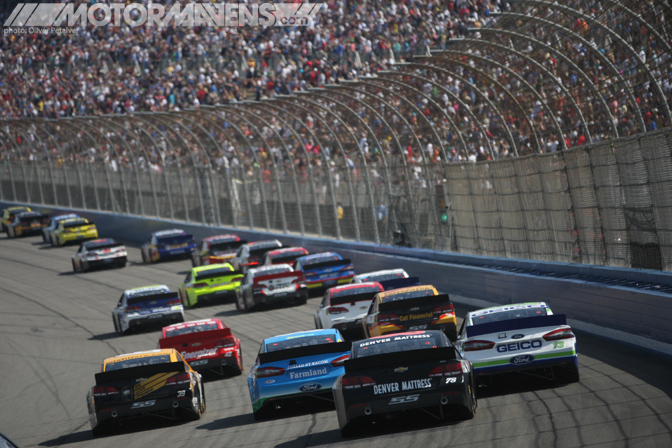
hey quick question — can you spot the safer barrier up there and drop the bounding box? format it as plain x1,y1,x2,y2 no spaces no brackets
5,200,672,350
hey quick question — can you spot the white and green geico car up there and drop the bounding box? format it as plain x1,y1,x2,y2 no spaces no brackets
455,302,579,384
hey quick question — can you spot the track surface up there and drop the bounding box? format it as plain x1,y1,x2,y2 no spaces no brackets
1,234,672,448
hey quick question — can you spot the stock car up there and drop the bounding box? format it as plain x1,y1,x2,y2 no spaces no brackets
352,269,421,291
42,213,80,243
235,264,308,311
178,264,244,308
362,285,458,341
1,205,31,232
314,282,384,340
231,240,283,273
87,348,205,436
333,331,476,437
159,318,243,376
247,329,351,420
71,238,128,272
50,217,98,246
6,211,49,237
261,247,309,266
191,234,246,267
112,285,185,335
141,229,196,263
455,303,579,384
294,252,355,292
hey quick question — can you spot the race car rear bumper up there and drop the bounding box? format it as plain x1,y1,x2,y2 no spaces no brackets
305,276,354,290
94,390,196,424
195,287,237,303
187,354,241,373
127,312,184,329
252,288,308,305
473,352,578,376
88,256,127,268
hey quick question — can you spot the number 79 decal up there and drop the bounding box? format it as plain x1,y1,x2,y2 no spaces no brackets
389,394,420,405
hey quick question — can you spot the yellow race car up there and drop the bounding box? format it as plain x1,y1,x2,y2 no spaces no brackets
50,217,98,246
1,205,31,233
87,348,205,437
178,263,243,309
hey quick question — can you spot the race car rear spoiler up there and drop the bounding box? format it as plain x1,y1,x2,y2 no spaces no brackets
126,292,179,305
254,271,302,283
303,259,353,271
259,342,351,365
378,293,451,313
158,328,233,349
466,314,568,338
195,269,243,281
344,347,458,373
378,276,421,291
330,291,379,306
95,361,186,385
64,221,93,228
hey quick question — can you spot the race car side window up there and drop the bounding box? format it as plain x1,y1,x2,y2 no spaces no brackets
457,319,467,340
185,271,193,283
321,292,329,308
117,294,124,307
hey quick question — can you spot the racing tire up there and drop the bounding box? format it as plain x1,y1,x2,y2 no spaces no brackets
91,422,110,438
555,365,580,384
455,382,477,421
237,293,249,312
8,226,15,238
182,389,203,422
113,315,120,334
50,236,57,247
252,406,272,421
294,295,307,306
72,260,78,273
117,260,127,269
141,250,148,264
339,420,362,438
180,289,191,309
191,256,201,268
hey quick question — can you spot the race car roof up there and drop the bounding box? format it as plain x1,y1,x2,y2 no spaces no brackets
267,247,308,256
328,282,382,294
85,238,119,248
264,329,340,345
192,263,234,273
247,239,282,247
468,302,550,318
15,211,43,218
7,206,30,212
353,269,408,280
377,284,437,301
102,348,177,367
299,252,341,261
153,229,186,237
125,285,170,296
249,264,293,275
59,217,88,224
53,213,79,221
204,234,240,243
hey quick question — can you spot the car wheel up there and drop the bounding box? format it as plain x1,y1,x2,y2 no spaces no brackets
339,420,362,438
555,365,580,384
191,256,200,267
91,422,109,438
183,390,203,422
51,236,57,247
294,294,307,306
117,259,127,269
141,250,148,264
72,260,78,273
253,405,272,421
456,382,477,421
8,226,15,238
113,315,120,334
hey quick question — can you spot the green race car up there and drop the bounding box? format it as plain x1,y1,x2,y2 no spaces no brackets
178,263,244,308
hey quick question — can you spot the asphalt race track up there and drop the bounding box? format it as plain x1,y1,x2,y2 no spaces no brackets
1,234,672,448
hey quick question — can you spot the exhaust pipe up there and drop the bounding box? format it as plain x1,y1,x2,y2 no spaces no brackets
440,326,446,331
364,407,373,416
221,360,227,366
440,397,449,405
111,411,118,418
172,401,180,408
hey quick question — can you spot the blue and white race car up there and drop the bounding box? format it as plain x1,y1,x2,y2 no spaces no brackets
112,285,185,335
455,302,579,384
247,329,351,420
141,229,196,263
294,252,355,292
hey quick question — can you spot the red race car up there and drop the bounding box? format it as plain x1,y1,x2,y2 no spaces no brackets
159,318,243,376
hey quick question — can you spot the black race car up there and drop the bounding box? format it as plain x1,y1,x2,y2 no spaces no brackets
333,330,476,437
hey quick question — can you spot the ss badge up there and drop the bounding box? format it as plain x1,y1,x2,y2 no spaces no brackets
389,394,420,405
131,400,156,409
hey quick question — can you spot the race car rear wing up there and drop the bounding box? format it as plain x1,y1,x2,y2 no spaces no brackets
344,347,458,373
253,271,302,283
126,292,179,306
378,293,451,313
466,314,568,338
303,259,353,271
64,221,93,228
330,291,379,306
195,269,243,281
378,276,421,291
95,361,186,385
158,328,233,349
259,342,351,365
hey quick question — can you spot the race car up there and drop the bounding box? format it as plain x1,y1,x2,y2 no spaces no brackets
112,285,185,335
362,285,457,341
191,234,246,267
235,264,308,312
455,302,579,384
42,213,80,243
178,263,244,308
261,247,309,266
352,269,420,291
231,240,283,273
159,319,243,376
333,330,476,437
50,217,98,246
87,348,205,437
72,238,128,273
294,252,355,292
314,282,384,340
141,229,196,263
247,329,351,420
1,205,31,232
6,211,49,238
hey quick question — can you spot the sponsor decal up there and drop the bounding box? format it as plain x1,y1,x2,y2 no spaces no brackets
289,367,328,380
510,355,535,365
134,372,177,399
288,359,329,370
131,400,156,409
512,334,525,339
192,343,201,347
374,383,400,395
265,379,275,384
181,349,217,360
299,383,322,392
394,367,408,373
399,312,433,322
496,340,542,353
402,379,432,391
389,394,420,405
